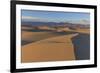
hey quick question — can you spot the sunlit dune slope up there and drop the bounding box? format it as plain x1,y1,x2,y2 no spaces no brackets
65,28,90,34
22,33,78,63
22,30,76,45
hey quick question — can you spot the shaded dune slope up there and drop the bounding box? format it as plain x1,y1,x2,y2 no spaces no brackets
72,33,90,60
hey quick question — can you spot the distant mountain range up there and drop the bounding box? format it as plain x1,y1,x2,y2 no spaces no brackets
21,21,90,28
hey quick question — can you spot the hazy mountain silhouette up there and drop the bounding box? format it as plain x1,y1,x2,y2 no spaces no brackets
21,21,89,28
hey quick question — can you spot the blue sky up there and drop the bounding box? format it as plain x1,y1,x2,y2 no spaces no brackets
21,10,90,24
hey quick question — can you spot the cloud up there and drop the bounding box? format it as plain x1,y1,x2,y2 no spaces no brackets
21,16,90,25
21,16,42,22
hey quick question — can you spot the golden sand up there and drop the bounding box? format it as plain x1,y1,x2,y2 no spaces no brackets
21,33,78,63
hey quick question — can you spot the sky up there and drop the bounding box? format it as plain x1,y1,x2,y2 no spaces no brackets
21,10,90,24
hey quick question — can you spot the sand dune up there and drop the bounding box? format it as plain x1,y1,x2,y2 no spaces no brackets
22,31,52,41
22,27,89,43
21,26,89,63
75,28,90,34
22,33,78,63
22,30,76,45
66,28,90,34
22,31,59,45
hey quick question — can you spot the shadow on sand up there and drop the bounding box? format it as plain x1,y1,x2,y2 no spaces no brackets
72,33,90,60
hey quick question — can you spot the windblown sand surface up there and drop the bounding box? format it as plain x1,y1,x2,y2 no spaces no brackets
22,31,79,63
71,28,90,34
21,26,90,63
